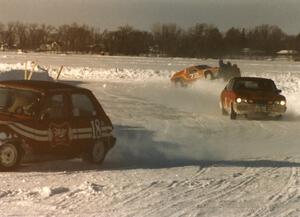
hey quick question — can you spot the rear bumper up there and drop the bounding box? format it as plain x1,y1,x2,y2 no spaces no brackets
233,103,286,116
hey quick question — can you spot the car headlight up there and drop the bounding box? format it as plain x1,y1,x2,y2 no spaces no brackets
275,100,286,106
236,98,248,103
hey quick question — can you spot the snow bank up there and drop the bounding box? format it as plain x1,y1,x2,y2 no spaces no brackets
0,62,53,81
1,61,300,90
0,63,172,82
57,66,172,81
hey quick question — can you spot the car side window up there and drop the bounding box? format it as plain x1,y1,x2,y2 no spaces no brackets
187,67,198,74
41,94,66,119
71,93,97,117
196,65,208,70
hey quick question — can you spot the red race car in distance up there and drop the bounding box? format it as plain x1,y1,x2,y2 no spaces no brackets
220,77,286,120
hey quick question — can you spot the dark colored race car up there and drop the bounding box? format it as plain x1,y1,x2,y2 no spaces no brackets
220,77,287,120
0,80,116,170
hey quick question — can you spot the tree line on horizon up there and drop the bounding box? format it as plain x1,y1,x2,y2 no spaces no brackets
0,22,300,58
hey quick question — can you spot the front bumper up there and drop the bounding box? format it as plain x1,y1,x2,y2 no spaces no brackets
233,102,286,116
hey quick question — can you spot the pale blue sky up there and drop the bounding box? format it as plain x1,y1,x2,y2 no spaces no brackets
0,0,299,34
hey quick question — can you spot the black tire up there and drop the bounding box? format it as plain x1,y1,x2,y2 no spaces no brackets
230,104,237,120
222,107,228,115
0,143,22,171
205,71,213,80
275,115,282,120
81,141,107,165
174,79,186,88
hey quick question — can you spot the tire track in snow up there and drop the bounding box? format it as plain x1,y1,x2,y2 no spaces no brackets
49,182,106,213
150,167,278,217
185,167,280,217
246,167,299,217
193,168,276,208
103,166,211,216
143,167,262,216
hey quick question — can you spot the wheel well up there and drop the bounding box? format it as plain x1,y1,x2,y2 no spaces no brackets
205,70,213,77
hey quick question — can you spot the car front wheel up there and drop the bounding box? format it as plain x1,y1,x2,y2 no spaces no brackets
82,141,107,165
230,104,237,120
205,71,213,80
0,143,22,171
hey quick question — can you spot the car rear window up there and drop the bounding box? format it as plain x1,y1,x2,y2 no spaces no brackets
71,93,97,117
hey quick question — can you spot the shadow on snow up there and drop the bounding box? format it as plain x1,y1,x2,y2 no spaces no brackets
14,124,300,173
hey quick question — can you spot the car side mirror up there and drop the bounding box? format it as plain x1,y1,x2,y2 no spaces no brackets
276,89,282,94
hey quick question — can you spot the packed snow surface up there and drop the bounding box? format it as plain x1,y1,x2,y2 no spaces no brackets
0,52,300,216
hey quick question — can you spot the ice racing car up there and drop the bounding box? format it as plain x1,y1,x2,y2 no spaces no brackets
0,80,115,170
220,77,286,119
171,63,241,87
171,65,219,86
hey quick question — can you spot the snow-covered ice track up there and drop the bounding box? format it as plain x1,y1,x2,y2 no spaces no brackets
145,167,274,217
1,55,300,216
247,167,299,217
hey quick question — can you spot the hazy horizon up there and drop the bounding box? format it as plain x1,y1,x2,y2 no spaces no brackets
0,0,300,34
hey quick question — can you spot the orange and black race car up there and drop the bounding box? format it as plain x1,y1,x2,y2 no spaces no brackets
220,77,286,119
171,63,241,86
0,80,115,170
171,65,219,86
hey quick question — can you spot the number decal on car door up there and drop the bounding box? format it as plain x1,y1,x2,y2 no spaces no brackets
91,119,102,139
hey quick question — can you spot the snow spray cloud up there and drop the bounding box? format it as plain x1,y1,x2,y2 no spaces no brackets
107,80,300,167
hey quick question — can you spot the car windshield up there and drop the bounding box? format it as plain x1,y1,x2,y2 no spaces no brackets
0,87,41,116
234,79,276,92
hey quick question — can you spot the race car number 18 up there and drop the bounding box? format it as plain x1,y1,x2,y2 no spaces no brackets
91,119,102,139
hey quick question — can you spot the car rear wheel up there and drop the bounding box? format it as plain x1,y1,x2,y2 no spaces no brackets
230,104,237,120
205,71,213,80
0,143,22,171
82,141,107,165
